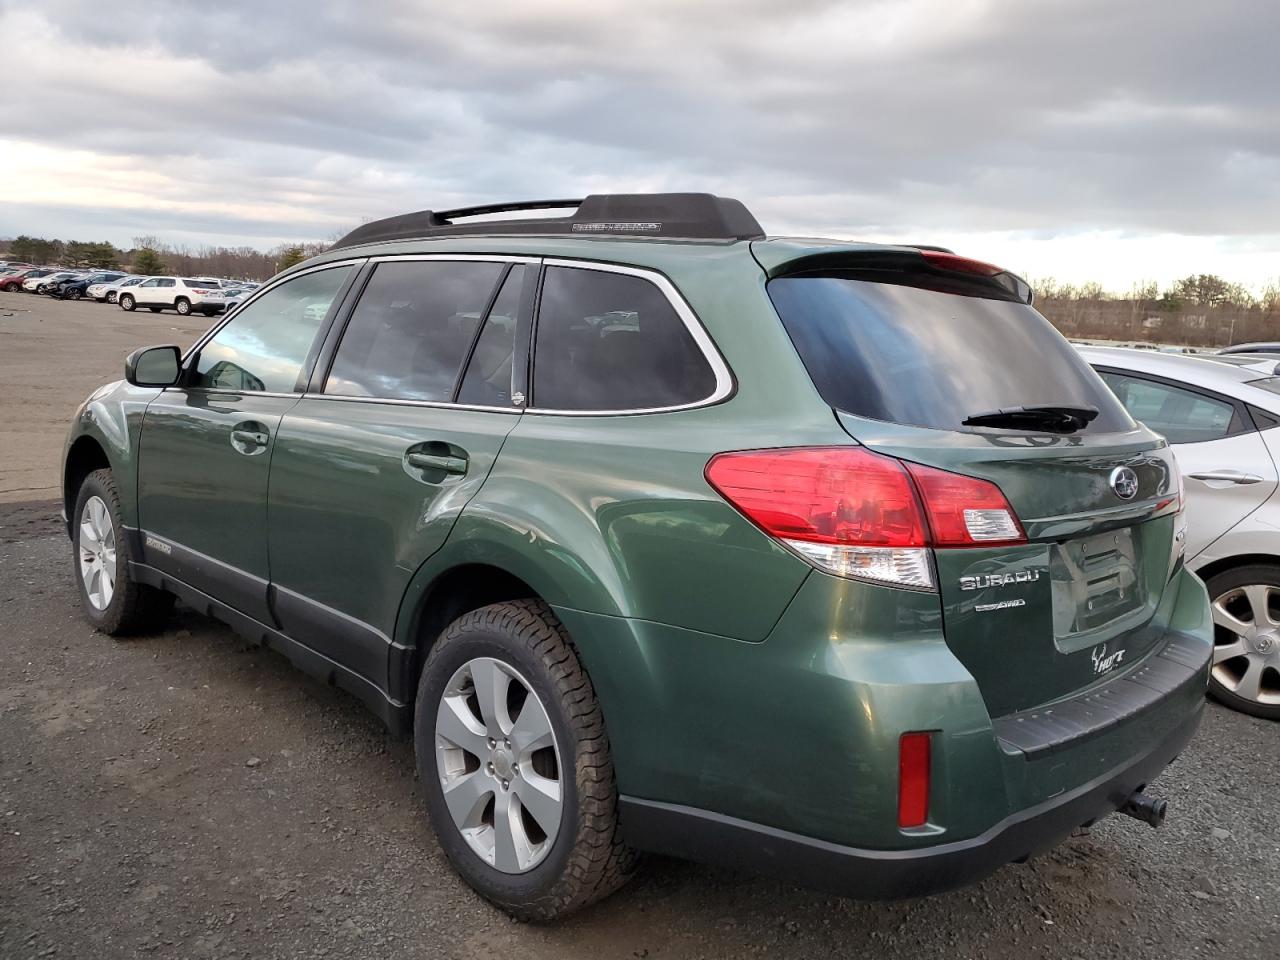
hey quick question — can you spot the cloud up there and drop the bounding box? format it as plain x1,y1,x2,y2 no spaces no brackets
0,0,1277,284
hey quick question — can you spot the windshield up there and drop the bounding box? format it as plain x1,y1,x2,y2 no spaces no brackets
768,273,1134,434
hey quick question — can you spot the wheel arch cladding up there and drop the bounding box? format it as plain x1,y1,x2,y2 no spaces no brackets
63,435,110,530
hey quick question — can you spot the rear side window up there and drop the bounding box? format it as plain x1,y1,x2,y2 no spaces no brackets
768,274,1133,433
1097,372,1238,444
532,266,716,411
325,260,504,402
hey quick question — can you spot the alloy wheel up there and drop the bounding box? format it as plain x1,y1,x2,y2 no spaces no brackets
434,657,563,873
1211,584,1280,705
78,495,117,611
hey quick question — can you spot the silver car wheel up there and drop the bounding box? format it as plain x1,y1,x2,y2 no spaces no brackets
435,656,563,874
78,495,117,611
1211,584,1280,705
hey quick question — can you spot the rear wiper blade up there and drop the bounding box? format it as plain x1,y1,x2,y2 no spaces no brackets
962,404,1099,433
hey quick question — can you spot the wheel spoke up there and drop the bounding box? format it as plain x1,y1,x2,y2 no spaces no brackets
1211,598,1250,635
79,518,100,549
436,695,489,757
469,659,513,737
513,773,562,840
1244,585,1276,626
509,700,554,758
441,771,491,831
492,789,533,873
1235,657,1265,701
1213,638,1248,663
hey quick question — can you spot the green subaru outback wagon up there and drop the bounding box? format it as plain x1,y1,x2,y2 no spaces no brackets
63,194,1212,919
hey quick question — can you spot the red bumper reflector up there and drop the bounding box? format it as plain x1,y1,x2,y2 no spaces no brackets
898,732,932,828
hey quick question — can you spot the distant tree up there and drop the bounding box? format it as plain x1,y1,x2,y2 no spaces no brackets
275,245,307,271
9,235,63,265
133,247,166,275
1166,274,1253,308
64,240,120,269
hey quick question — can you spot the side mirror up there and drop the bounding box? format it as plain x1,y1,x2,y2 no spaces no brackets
125,345,182,387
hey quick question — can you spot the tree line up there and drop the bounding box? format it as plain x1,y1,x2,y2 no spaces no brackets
1,234,327,280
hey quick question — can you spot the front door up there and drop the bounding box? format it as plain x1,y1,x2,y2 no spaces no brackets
266,258,532,684
136,263,359,621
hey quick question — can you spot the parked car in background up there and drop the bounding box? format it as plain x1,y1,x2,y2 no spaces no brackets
1220,342,1280,356
26,271,82,293
117,276,226,316
2,268,53,292
0,261,34,272
1081,345,1280,719
64,194,1210,919
51,271,127,300
202,281,260,313
87,275,139,302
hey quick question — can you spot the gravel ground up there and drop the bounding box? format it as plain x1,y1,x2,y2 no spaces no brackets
2,512,1279,959
1,291,1279,958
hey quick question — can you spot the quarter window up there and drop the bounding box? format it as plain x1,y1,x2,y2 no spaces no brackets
532,266,716,411
325,260,505,402
193,265,352,393
1098,371,1238,444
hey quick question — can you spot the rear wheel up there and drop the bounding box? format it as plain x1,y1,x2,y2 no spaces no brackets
415,599,636,920
72,469,173,635
175,297,191,316
119,294,136,311
1206,565,1280,720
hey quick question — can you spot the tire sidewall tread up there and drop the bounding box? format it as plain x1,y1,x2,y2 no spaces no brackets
1204,564,1280,720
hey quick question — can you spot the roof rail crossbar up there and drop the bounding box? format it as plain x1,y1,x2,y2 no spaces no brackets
330,193,765,249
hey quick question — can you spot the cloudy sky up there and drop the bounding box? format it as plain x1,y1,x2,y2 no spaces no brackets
2,0,1276,290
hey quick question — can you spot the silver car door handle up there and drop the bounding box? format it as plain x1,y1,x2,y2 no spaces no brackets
1187,470,1265,484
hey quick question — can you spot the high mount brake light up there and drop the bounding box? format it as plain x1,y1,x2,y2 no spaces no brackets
704,447,1026,590
919,249,1004,277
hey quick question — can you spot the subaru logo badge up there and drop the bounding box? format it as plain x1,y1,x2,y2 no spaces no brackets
1110,466,1139,500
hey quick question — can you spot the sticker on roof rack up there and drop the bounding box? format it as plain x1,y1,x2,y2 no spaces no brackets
571,222,662,232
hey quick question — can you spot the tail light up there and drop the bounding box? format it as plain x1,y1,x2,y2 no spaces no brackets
704,447,1025,590
898,732,932,828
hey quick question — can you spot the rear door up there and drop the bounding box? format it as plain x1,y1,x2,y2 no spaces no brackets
767,261,1182,716
1094,368,1278,560
265,257,533,684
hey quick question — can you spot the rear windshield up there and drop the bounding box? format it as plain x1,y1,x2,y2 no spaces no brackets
182,278,216,287
768,273,1134,433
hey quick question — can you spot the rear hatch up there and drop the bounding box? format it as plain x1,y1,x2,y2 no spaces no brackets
761,244,1183,716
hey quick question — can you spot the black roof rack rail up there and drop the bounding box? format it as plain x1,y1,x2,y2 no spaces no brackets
331,193,765,249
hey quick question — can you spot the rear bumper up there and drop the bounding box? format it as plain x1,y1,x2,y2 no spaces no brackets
619,699,1203,899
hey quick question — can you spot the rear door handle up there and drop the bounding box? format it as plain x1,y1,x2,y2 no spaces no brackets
405,450,468,476
1187,470,1264,485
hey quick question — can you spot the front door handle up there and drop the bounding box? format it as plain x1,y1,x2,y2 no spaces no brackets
1187,469,1264,485
230,421,270,456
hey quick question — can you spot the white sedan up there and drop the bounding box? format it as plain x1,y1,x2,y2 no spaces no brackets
1081,346,1280,719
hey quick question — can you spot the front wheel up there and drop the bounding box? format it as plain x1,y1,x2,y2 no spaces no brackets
106,291,117,303
415,599,636,920
72,469,173,635
119,294,136,311
175,297,191,316
1206,565,1280,720
68,288,83,300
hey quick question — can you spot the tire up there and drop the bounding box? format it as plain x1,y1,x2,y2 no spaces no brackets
175,297,191,316
68,288,82,300
415,599,636,920
106,292,117,303
119,294,136,311
71,469,174,635
1205,564,1280,720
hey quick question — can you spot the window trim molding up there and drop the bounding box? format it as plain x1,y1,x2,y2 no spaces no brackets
526,257,735,417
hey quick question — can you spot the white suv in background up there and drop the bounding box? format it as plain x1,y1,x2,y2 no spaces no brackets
87,275,141,302
1081,345,1280,719
118,276,224,316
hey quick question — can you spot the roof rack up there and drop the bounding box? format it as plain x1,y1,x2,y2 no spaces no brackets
330,193,765,249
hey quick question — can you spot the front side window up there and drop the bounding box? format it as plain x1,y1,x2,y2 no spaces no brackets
532,266,717,411
325,260,504,402
193,265,352,393
1098,371,1238,444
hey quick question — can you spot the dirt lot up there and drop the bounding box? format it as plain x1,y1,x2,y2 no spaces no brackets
1,292,1278,959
